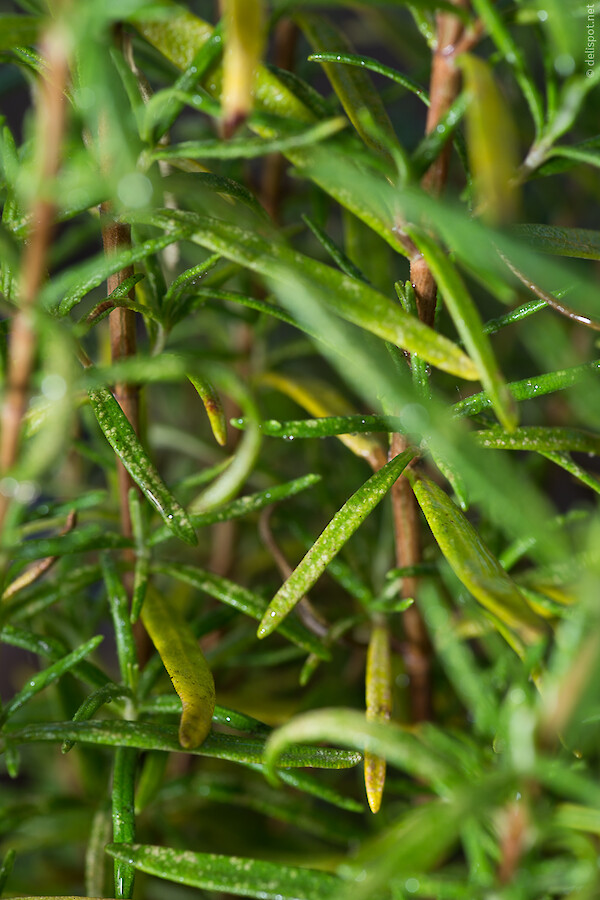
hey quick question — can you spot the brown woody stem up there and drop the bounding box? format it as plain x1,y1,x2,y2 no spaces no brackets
393,1,468,722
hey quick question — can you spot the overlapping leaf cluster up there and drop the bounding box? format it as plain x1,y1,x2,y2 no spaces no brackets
1,1,600,898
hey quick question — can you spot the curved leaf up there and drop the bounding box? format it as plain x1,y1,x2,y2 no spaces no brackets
187,374,227,446
257,449,416,639
297,12,399,157
408,473,546,642
88,387,197,545
264,708,453,790
135,209,479,380
141,588,215,749
106,843,341,900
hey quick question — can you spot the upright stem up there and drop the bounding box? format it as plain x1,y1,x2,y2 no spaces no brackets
393,1,468,722
100,210,139,539
0,27,68,538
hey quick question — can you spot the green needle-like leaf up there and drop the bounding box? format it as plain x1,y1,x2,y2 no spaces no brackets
149,473,321,546
0,635,103,727
298,12,399,158
512,224,600,260
106,843,342,899
408,473,547,642
141,587,215,749
112,748,137,899
88,387,197,545
257,449,416,639
411,229,517,430
474,426,600,454
2,721,361,768
154,562,329,660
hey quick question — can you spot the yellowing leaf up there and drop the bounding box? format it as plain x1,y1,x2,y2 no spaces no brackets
222,0,265,135
364,621,392,814
459,54,520,224
409,473,546,644
260,371,385,467
141,587,215,749
258,449,416,639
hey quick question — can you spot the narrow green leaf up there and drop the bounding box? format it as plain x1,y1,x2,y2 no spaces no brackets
101,555,138,692
259,372,384,464
306,52,429,106
482,298,548,335
512,224,600,261
2,720,361,768
297,12,398,158
47,229,191,315
62,684,132,753
133,209,479,380
0,635,103,727
302,214,367,281
154,562,329,660
364,621,391,814
188,375,227,446
141,587,215,749
408,473,547,641
88,387,197,545
469,0,544,136
453,360,600,418
541,452,600,498
0,624,110,690
106,842,341,900
231,414,403,439
149,473,321,547
129,489,149,624
474,426,600,454
149,117,347,161
410,229,517,430
257,449,416,639
264,708,453,790
112,748,137,899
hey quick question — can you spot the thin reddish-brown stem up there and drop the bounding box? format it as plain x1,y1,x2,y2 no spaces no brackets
0,28,69,537
100,209,139,539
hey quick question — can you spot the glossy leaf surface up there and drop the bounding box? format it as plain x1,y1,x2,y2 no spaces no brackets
106,843,341,899
258,450,416,638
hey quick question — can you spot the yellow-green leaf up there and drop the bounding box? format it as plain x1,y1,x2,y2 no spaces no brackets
408,472,546,643
364,620,392,814
141,587,215,749
258,449,416,639
188,374,227,446
222,0,265,135
459,53,520,224
260,372,385,466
